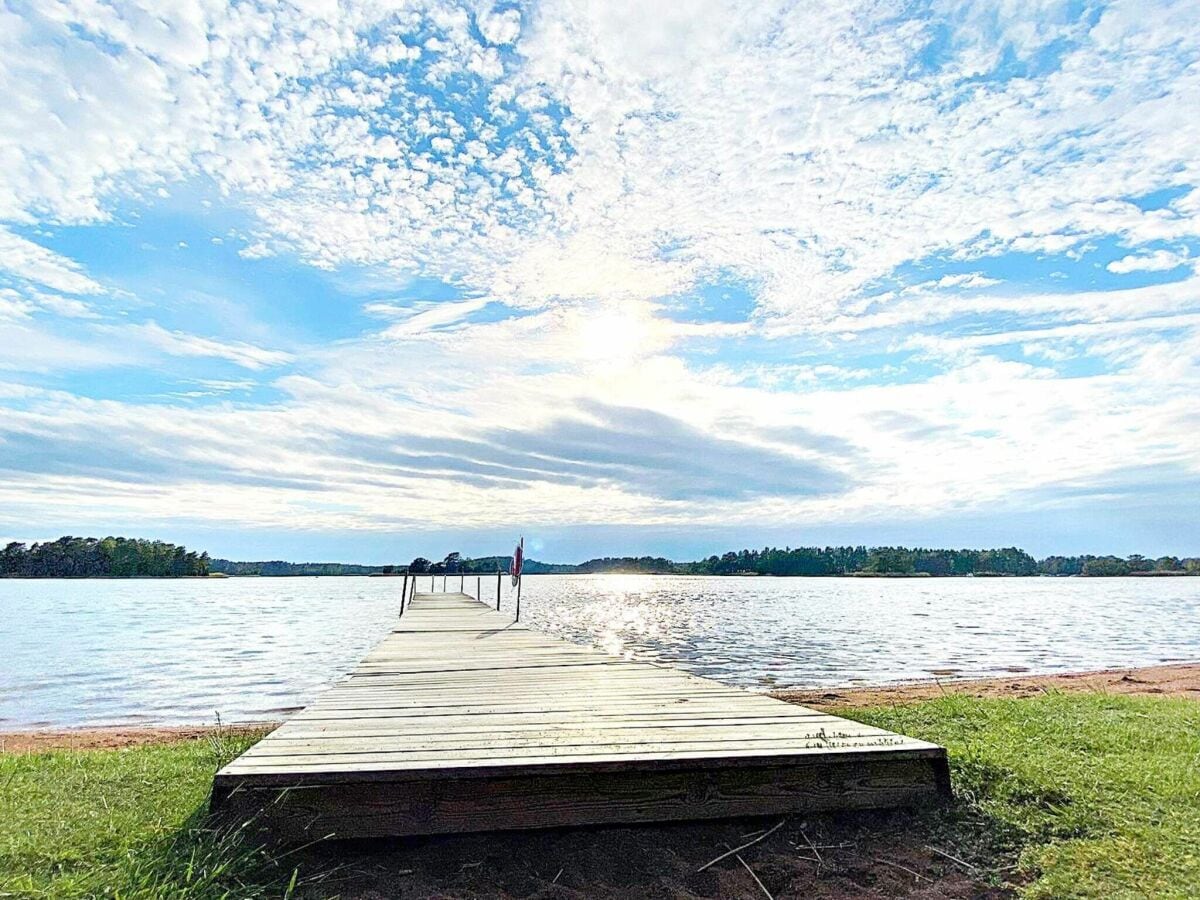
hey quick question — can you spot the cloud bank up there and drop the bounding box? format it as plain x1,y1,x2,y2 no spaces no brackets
0,0,1197,556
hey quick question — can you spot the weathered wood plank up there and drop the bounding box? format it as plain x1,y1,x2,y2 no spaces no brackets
212,756,948,840
229,729,908,761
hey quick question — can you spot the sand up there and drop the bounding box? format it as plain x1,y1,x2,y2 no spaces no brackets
0,722,274,754
772,661,1200,710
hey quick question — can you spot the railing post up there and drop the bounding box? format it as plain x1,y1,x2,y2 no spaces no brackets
496,570,501,610
400,573,408,617
515,576,522,622
476,575,481,601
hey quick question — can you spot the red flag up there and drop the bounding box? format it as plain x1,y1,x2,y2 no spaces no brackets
511,537,524,587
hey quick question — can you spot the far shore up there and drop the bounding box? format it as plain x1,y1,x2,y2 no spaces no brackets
3,661,1196,754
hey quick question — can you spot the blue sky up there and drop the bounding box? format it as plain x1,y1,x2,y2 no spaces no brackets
1,0,1198,563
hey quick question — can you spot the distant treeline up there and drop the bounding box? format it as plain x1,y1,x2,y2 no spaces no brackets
1,536,210,577
210,559,389,576
5,537,1198,578
678,547,1199,577
395,547,1200,578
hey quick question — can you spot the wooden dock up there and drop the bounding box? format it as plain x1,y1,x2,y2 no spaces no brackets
212,591,948,839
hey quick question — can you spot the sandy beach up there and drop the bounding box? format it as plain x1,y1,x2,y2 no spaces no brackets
773,661,1200,710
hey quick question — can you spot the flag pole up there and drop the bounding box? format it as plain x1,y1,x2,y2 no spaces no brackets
513,535,524,622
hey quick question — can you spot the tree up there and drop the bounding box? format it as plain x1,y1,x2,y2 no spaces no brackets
1126,554,1153,573
1082,556,1130,577
408,557,431,573
0,536,208,577
1,542,28,576
865,547,915,574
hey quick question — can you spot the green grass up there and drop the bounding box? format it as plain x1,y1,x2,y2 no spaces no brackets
0,729,306,898
1,693,1196,898
846,692,1200,899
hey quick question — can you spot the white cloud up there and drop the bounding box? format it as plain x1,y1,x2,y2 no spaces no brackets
477,9,521,46
1,294,1196,536
1107,249,1190,273
33,293,101,319
366,297,490,336
908,312,1200,356
4,0,1198,320
115,323,294,370
931,273,1002,290
0,289,36,320
191,378,256,393
819,276,1200,336
0,322,124,371
0,227,103,294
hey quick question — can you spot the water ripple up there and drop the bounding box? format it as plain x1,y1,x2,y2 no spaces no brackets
1,575,1197,728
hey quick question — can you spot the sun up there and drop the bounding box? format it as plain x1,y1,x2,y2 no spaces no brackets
574,303,660,365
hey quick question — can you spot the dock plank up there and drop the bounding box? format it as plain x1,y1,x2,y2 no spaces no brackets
212,591,948,838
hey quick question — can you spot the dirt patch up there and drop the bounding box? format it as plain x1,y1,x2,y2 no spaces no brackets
771,662,1200,710
0,723,275,754
290,811,1014,899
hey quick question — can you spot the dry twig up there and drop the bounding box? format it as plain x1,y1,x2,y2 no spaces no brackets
926,845,978,872
874,857,929,882
696,819,786,872
736,854,774,900
800,830,824,867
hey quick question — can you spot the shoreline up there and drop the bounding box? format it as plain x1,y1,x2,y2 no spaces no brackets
3,661,1196,754
773,660,1200,709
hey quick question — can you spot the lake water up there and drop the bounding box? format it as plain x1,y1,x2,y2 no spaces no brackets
2,575,1197,729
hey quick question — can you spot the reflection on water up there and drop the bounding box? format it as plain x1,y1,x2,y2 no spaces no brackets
1,575,1197,728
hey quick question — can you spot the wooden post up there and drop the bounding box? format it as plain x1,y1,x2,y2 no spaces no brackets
515,575,522,622
459,573,464,593
400,573,408,617
476,576,481,601
496,571,501,610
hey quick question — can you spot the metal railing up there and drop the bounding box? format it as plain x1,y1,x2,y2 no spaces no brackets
397,570,519,620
